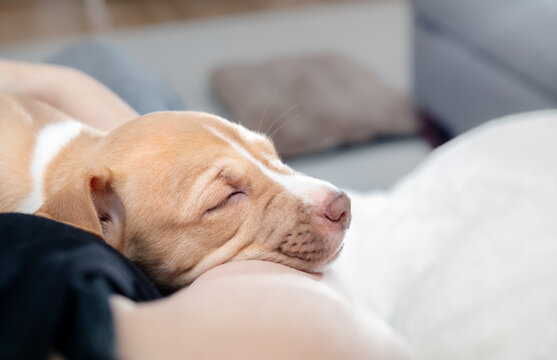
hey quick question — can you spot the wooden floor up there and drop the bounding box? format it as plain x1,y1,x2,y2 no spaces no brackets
0,0,357,45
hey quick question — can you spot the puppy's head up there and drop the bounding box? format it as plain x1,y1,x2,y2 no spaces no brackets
36,112,350,289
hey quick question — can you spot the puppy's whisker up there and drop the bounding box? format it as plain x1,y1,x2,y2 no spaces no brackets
268,113,302,140
258,84,279,133
264,104,299,136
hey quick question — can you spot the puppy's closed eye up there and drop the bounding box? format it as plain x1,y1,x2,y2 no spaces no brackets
206,191,245,214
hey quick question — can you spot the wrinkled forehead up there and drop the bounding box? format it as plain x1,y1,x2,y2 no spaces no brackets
111,111,337,204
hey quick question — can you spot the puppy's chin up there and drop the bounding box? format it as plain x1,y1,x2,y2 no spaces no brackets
272,238,345,274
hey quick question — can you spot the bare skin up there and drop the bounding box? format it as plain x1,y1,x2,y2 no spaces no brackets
0,60,137,131
0,60,408,359
111,260,408,360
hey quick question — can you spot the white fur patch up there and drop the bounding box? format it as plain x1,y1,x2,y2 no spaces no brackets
206,125,337,204
18,120,83,213
233,122,267,144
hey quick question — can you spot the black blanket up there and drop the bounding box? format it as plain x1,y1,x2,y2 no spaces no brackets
0,213,162,359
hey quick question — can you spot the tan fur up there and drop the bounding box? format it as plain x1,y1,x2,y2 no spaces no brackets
1,94,350,290
0,95,51,210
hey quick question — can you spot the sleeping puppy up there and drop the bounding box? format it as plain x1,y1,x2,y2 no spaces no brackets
0,94,350,289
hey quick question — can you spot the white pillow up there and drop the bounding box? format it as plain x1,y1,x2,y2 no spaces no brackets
329,110,557,360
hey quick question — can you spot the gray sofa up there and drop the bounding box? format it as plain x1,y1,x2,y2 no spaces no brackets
413,0,557,137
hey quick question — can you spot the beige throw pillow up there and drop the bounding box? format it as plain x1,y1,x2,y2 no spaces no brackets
211,53,419,158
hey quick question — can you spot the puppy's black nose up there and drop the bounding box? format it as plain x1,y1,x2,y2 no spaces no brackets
324,192,351,230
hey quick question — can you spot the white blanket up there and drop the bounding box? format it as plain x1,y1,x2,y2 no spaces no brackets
327,110,557,359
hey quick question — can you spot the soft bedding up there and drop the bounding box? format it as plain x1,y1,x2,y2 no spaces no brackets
327,110,557,359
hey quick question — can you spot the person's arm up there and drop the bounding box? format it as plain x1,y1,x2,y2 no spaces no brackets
110,261,409,360
0,59,138,132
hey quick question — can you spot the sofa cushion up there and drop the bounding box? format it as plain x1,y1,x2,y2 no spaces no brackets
414,0,557,99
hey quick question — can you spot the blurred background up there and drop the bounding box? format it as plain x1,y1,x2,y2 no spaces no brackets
0,0,353,43
1,0,555,191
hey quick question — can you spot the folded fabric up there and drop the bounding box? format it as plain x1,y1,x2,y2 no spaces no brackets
212,53,419,157
0,213,162,360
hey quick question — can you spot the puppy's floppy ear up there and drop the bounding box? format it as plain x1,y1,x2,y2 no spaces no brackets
34,168,126,251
